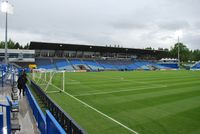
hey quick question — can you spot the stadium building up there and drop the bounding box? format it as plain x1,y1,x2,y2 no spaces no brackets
0,49,35,63
27,41,179,71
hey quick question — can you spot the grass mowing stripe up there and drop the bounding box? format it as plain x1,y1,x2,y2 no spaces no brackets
70,76,198,87
96,89,200,114
67,72,199,84
81,84,200,108
74,84,166,97
132,96,200,121
45,80,139,134
71,77,167,88
72,79,199,96
69,77,198,85
73,79,199,97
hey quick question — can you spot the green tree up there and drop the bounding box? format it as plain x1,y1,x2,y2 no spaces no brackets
0,39,25,49
192,49,200,61
7,39,16,49
170,43,190,62
23,43,30,49
145,47,153,50
0,41,5,48
15,42,20,49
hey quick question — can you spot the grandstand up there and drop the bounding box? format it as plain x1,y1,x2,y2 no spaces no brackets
29,41,177,71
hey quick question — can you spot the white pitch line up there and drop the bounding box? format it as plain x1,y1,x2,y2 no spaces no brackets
46,91,61,93
46,82,139,134
38,84,47,86
74,85,167,97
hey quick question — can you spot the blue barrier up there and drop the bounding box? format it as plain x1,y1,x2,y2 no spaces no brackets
1,69,4,87
0,113,3,134
6,102,11,134
46,110,66,134
30,81,86,134
0,100,11,134
26,86,67,134
26,86,46,134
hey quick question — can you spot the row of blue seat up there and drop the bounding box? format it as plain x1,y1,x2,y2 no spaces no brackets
191,62,200,69
35,59,178,71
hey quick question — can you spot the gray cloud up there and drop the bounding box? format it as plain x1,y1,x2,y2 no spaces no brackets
157,20,190,30
183,32,200,50
111,20,149,30
194,21,200,29
0,0,200,50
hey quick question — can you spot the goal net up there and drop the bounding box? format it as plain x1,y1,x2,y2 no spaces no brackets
31,69,66,93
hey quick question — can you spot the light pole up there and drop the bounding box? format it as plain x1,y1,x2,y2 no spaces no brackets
178,35,180,69
175,30,182,69
0,1,14,65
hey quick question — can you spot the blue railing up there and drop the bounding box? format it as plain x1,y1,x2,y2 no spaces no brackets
26,86,46,133
0,64,7,87
26,85,66,134
0,113,3,134
46,110,66,134
0,98,11,134
30,81,86,134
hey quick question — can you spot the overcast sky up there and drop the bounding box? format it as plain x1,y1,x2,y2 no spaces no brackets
0,0,200,50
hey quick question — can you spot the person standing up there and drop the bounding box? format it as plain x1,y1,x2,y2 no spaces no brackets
17,71,28,96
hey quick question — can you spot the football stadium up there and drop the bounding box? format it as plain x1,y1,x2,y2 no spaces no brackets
0,40,200,134
1,1,200,134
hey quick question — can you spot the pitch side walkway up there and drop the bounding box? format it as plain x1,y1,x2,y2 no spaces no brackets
0,83,38,134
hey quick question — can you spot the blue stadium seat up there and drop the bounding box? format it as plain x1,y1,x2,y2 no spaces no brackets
191,62,200,69
35,59,56,70
82,60,104,71
53,59,74,71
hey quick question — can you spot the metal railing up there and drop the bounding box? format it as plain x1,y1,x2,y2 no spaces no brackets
0,97,12,134
30,80,86,134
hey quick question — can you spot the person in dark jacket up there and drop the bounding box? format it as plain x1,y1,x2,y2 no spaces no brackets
17,71,28,96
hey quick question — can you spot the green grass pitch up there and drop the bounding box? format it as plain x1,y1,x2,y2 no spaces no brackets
32,70,200,134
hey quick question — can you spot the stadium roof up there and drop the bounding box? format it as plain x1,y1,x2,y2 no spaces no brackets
30,41,168,56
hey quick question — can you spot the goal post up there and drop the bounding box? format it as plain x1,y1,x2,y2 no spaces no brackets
30,69,67,93
62,70,65,91
44,71,47,81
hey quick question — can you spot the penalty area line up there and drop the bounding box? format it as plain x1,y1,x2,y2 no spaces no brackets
47,82,139,134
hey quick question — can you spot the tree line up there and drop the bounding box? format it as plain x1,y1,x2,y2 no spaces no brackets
169,43,200,62
0,39,29,49
146,43,200,62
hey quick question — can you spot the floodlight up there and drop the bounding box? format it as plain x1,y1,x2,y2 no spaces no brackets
0,1,14,64
174,30,183,70
0,1,13,14
175,30,183,38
